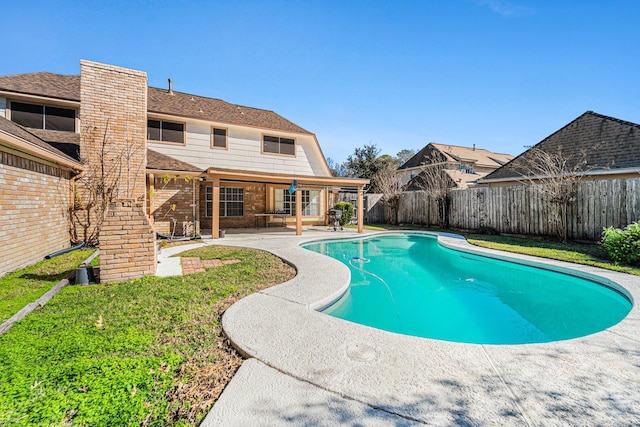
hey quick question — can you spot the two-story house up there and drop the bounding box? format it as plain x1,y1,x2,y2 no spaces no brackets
397,143,513,190
0,60,368,280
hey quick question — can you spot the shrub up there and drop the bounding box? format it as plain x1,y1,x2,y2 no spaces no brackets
333,202,354,226
601,222,640,266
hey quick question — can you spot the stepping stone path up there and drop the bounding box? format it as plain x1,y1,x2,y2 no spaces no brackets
181,257,241,275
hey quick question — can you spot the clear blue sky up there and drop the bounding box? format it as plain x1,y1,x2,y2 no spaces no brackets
3,1,639,163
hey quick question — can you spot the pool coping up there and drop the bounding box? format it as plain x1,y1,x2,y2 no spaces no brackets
203,230,640,426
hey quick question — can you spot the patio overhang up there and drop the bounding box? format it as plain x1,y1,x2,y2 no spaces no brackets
204,167,369,239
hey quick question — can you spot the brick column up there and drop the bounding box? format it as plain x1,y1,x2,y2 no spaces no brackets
99,200,156,283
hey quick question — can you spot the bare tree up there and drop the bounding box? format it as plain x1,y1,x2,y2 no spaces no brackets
374,163,402,224
520,147,588,242
412,161,454,228
71,120,144,245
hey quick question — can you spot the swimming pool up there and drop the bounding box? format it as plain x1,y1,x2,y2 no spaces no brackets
302,233,632,344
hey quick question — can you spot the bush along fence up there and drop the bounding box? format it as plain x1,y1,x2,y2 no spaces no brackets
377,177,640,241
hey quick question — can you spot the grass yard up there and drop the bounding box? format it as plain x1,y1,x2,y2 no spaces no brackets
0,249,96,324
353,224,640,276
464,233,640,276
0,245,295,426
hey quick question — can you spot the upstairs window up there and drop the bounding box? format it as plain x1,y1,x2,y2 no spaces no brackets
211,127,228,149
459,163,474,174
148,119,185,144
10,102,75,132
263,135,295,156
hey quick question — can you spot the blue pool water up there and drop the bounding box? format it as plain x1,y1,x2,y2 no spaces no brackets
303,233,632,344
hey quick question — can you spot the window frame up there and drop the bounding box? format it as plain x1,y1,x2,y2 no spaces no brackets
273,188,321,217
261,134,296,157
205,186,244,218
9,101,76,132
147,118,186,145
459,163,474,174
210,127,228,150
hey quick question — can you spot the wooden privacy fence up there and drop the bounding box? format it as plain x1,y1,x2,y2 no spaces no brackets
391,177,640,241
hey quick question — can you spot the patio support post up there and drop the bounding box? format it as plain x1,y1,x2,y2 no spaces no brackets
324,188,330,226
295,187,302,235
357,185,364,233
212,176,220,239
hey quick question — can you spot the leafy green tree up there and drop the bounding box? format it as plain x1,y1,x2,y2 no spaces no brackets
343,144,384,181
326,157,346,177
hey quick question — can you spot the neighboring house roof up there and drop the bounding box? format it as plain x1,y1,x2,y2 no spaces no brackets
0,72,311,135
0,116,81,167
147,149,202,173
444,169,484,188
399,143,513,170
481,111,640,182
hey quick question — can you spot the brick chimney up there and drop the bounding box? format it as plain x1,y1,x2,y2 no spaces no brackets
79,60,156,282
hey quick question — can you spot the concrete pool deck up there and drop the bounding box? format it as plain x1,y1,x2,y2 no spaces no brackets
184,228,640,426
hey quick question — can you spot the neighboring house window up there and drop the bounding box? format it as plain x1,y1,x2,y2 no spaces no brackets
148,119,185,144
459,163,474,174
10,101,75,132
211,127,228,149
263,135,295,156
274,189,320,216
205,186,244,217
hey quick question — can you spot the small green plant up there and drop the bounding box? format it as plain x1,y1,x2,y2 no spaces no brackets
333,202,354,226
602,222,640,266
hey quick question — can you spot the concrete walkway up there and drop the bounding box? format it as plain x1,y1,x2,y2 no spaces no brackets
163,228,640,426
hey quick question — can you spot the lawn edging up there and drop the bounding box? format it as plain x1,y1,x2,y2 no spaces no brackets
0,250,99,336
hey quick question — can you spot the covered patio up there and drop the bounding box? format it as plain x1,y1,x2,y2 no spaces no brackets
203,168,370,239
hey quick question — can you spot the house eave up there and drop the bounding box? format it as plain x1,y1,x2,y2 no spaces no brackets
478,167,640,184
0,129,83,171
206,167,369,187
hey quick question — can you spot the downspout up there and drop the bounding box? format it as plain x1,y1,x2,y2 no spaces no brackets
192,177,197,237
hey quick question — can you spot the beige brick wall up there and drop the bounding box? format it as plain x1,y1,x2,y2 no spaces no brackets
79,60,155,281
99,200,156,283
151,176,200,236
0,150,72,276
79,60,147,201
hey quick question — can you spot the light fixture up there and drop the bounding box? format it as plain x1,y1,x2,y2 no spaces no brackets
288,180,298,194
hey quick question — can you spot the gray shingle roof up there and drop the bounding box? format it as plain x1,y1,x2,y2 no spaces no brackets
0,72,80,101
147,87,311,134
0,72,311,134
146,149,202,173
0,116,81,165
399,143,513,170
482,111,640,181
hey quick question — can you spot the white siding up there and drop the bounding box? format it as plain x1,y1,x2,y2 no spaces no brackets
148,119,331,177
0,98,5,118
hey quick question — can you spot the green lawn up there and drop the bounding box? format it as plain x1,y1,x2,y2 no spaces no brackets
0,245,295,426
0,249,96,324
354,224,640,276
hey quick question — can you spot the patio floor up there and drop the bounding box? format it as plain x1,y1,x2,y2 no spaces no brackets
161,227,640,426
